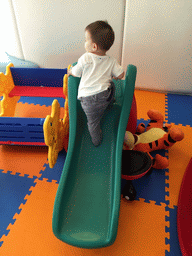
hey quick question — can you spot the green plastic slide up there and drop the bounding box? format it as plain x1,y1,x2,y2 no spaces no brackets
52,65,137,249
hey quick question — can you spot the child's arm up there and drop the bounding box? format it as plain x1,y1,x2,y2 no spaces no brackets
113,71,125,80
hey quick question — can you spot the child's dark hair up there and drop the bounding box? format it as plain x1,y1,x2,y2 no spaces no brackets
85,20,115,51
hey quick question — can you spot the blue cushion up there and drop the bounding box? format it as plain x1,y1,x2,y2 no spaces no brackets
0,62,9,73
0,52,39,73
0,52,9,73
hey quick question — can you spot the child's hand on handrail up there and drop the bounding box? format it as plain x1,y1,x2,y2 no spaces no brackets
67,69,72,77
67,66,77,77
113,72,125,80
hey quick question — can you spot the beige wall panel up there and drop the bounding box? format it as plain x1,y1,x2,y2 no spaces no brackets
12,0,125,69
0,0,23,60
122,0,192,93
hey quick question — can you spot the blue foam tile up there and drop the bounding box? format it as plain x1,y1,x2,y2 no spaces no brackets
0,170,37,241
130,150,167,205
167,94,192,126
39,149,66,183
18,96,65,107
165,206,182,256
131,170,166,205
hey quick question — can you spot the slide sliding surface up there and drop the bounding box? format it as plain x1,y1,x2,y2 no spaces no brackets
52,65,136,248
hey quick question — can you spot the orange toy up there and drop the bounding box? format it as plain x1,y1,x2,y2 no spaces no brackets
43,65,71,168
124,109,184,169
0,63,20,117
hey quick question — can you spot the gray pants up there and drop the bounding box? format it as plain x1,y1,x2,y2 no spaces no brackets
80,82,115,146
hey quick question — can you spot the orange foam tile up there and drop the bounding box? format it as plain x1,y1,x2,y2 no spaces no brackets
113,198,169,255
0,145,48,178
14,102,64,119
135,90,166,120
166,124,192,208
0,179,65,256
0,185,169,256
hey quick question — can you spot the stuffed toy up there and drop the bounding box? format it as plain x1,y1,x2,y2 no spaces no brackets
123,109,184,169
121,109,184,201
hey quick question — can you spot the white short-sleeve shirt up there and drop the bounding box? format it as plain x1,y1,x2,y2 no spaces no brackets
71,52,124,99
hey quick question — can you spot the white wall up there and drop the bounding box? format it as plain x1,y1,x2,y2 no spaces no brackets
1,0,192,93
122,0,192,94
12,0,125,69
0,0,23,61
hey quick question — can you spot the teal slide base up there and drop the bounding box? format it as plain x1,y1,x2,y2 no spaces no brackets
52,65,137,249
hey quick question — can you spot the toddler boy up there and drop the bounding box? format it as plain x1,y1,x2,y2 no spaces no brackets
68,20,124,146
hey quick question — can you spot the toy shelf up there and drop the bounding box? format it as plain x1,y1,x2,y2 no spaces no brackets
0,64,67,148
9,67,67,98
10,67,66,87
0,117,45,146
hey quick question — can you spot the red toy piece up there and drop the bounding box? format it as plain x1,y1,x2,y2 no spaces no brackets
177,158,192,256
126,94,137,134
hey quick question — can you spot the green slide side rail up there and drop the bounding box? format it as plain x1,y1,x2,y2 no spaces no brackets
52,65,137,249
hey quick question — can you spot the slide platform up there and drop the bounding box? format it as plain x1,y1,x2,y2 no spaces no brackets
52,65,137,249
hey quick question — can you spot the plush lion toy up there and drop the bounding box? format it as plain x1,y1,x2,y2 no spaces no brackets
123,109,184,169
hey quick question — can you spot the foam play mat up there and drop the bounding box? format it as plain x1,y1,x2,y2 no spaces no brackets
0,90,191,255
